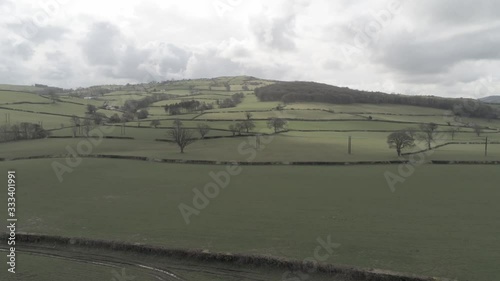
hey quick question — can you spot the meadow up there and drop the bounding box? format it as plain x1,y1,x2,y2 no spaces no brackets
0,77,499,281
0,159,499,281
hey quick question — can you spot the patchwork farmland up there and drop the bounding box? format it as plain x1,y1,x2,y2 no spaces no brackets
0,77,499,281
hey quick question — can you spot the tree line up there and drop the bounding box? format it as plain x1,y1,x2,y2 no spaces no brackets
255,82,499,120
387,122,485,156
218,93,245,109
164,100,214,115
0,122,50,142
169,113,289,153
163,93,246,116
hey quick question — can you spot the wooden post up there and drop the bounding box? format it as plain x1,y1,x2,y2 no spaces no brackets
348,136,352,155
485,137,488,157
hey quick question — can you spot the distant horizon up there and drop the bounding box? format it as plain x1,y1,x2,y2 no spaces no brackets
1,76,497,100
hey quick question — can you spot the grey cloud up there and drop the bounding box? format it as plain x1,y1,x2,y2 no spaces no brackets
323,59,343,70
82,22,122,66
375,26,500,75
0,54,30,84
108,46,151,80
40,64,72,80
9,42,34,60
82,22,194,82
40,51,73,80
45,50,64,61
157,44,191,74
251,14,297,51
409,0,500,26
0,36,35,60
6,22,67,44
185,47,293,81
186,49,244,78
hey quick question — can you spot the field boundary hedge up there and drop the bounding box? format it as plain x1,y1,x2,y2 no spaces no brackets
402,141,500,156
0,232,439,281
0,105,93,120
2,153,500,166
48,135,135,140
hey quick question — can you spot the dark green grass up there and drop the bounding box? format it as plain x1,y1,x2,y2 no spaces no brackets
0,252,158,281
1,159,498,281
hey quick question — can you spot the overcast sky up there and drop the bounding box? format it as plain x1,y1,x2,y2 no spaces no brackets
1,0,499,98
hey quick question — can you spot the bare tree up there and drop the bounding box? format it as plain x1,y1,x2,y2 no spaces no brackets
387,130,415,156
10,125,20,140
70,115,81,137
168,120,196,153
229,123,244,136
229,124,237,136
19,122,32,139
197,123,211,139
417,122,438,149
449,126,461,140
472,124,483,136
86,104,97,115
0,125,9,142
241,120,255,133
92,112,107,125
82,119,92,136
267,117,287,133
236,123,244,135
150,119,160,128
48,92,58,103
245,112,253,120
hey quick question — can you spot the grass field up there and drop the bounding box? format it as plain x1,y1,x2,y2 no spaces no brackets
0,108,70,129
0,159,498,281
0,84,40,92
1,77,499,281
0,252,158,281
0,246,299,281
0,90,49,104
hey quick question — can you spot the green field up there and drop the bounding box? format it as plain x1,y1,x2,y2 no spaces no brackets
0,159,498,281
0,77,499,281
0,246,301,281
0,90,49,104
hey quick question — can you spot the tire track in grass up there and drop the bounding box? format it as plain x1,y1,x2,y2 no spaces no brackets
0,247,181,281
0,245,272,281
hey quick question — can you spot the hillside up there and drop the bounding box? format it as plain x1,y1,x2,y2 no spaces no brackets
480,95,500,103
0,76,499,281
255,81,499,120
